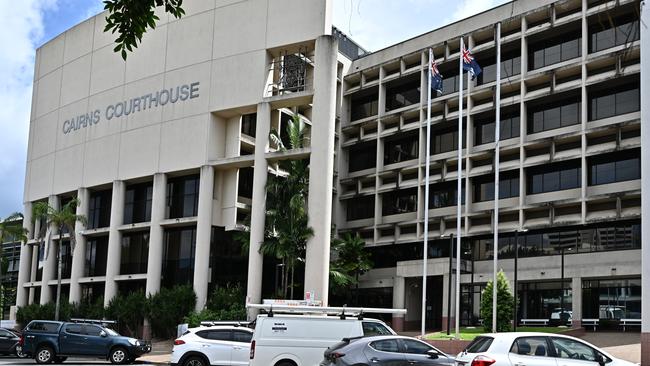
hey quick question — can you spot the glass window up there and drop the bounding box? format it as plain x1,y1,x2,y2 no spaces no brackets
350,91,379,120
527,161,581,194
241,113,257,138
237,167,254,199
582,277,641,319
167,175,200,219
382,188,417,216
84,325,103,337
88,190,112,229
473,174,519,202
386,76,420,111
64,324,82,334
588,149,640,185
349,142,377,172
401,339,432,355
207,330,231,341
529,32,581,70
162,227,196,287
510,337,551,357
466,337,493,353
590,17,639,53
551,338,597,361
432,125,466,154
362,322,392,336
232,331,252,343
121,232,149,275
124,183,153,224
384,133,418,165
589,80,640,120
528,96,581,134
370,339,400,353
346,196,375,221
85,236,108,277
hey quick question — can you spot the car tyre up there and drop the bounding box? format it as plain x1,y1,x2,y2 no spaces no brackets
34,345,55,364
276,361,297,366
109,347,129,365
182,355,208,366
15,345,28,358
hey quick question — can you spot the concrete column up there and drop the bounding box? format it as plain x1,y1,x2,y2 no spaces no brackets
392,276,405,332
103,181,125,306
69,188,89,303
16,202,33,307
193,166,215,311
304,35,338,305
145,173,167,296
40,195,59,304
29,247,38,304
571,277,582,329
441,273,456,332
246,102,271,317
640,0,650,362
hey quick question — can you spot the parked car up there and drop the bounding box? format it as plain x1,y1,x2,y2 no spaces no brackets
249,313,395,366
171,325,253,366
453,332,637,366
0,327,23,357
21,320,151,364
321,335,454,366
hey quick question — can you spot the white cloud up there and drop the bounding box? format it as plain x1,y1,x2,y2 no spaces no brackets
0,0,57,217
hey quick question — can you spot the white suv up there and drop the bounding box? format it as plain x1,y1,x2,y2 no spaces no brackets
171,325,253,366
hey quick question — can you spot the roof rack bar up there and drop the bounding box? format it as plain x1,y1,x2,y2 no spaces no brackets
246,304,407,315
70,318,117,325
199,321,252,327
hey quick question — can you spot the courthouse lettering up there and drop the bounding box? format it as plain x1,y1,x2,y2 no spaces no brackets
62,82,200,135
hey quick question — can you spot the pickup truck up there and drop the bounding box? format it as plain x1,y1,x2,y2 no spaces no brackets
21,320,151,364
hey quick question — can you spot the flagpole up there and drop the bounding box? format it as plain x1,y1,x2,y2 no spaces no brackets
492,22,502,334
421,48,433,337
455,37,464,340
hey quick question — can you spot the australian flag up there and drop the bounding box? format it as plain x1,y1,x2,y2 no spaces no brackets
430,53,443,95
462,46,482,80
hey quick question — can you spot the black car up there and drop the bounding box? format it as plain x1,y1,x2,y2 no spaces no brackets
0,328,23,357
321,335,455,366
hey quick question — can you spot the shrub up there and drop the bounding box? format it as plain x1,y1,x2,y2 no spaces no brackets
147,285,196,338
207,283,245,310
480,270,515,332
16,302,55,328
105,291,147,337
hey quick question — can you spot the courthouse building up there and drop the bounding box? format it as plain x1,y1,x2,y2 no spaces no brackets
15,0,648,344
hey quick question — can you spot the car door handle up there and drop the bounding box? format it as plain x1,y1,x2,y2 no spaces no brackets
514,363,525,366
233,346,242,350
369,357,380,363
407,360,417,365
201,344,209,347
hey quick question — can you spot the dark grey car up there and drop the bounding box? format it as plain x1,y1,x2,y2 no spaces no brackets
321,335,455,366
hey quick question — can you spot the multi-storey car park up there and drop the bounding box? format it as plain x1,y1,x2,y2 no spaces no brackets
10,0,650,355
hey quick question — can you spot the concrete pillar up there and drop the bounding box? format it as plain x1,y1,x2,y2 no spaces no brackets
193,166,214,311
16,202,33,307
145,173,167,296
69,188,89,303
40,195,59,304
392,276,405,332
640,0,650,362
103,181,125,306
304,35,338,305
29,247,38,304
441,273,455,332
246,102,271,317
571,277,582,329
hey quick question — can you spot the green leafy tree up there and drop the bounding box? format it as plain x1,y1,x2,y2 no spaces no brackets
32,199,87,321
0,213,28,315
146,285,196,338
480,270,515,332
330,233,373,304
104,0,185,60
105,291,147,337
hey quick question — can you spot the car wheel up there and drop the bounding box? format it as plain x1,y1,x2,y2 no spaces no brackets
182,356,207,366
109,347,129,365
34,345,54,364
15,345,28,358
275,361,297,366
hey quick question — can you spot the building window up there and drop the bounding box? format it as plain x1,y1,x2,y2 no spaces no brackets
124,182,152,224
385,75,420,111
527,94,581,134
518,281,572,321
162,227,196,288
85,236,108,277
438,67,467,96
209,227,248,288
58,240,72,279
582,278,641,320
474,111,520,145
348,141,376,172
238,168,254,199
241,113,257,138
431,125,466,154
589,79,640,121
529,29,581,70
381,188,417,216
589,15,639,53
350,89,378,120
167,175,200,219
473,172,520,202
88,189,112,229
527,160,581,194
478,53,521,85
588,149,640,186
384,133,418,165
429,181,465,208
120,232,149,275
346,196,375,221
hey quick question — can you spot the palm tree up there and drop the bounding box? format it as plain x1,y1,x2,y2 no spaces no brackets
331,232,373,305
32,199,87,321
0,213,28,316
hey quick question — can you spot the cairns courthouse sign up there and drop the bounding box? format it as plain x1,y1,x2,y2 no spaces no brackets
62,81,201,135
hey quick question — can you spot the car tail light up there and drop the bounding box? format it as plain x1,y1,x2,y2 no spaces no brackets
18,336,23,346
173,339,185,346
328,352,345,360
471,355,496,366
250,340,256,359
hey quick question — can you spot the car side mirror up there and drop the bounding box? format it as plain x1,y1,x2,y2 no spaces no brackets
597,354,607,366
426,350,439,359
100,330,107,337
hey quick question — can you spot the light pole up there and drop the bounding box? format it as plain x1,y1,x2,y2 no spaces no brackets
513,228,527,331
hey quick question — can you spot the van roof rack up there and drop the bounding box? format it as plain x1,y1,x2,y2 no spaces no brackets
70,318,117,325
246,304,407,319
199,321,252,327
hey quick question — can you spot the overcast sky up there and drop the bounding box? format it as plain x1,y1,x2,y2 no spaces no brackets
0,0,508,218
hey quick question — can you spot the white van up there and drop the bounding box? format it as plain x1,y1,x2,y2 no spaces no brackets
249,314,396,366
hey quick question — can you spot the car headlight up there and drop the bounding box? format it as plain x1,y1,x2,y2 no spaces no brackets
128,338,140,346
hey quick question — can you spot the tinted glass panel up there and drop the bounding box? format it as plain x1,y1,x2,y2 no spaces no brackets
466,337,493,353
551,338,597,361
511,337,550,357
64,324,82,334
232,331,252,343
371,339,400,353
362,322,392,336
402,339,432,354
208,330,231,341
84,325,103,336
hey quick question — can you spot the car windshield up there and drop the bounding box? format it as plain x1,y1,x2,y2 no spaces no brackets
104,328,119,336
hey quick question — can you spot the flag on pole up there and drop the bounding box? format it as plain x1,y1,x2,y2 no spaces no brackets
430,54,443,95
462,45,482,80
